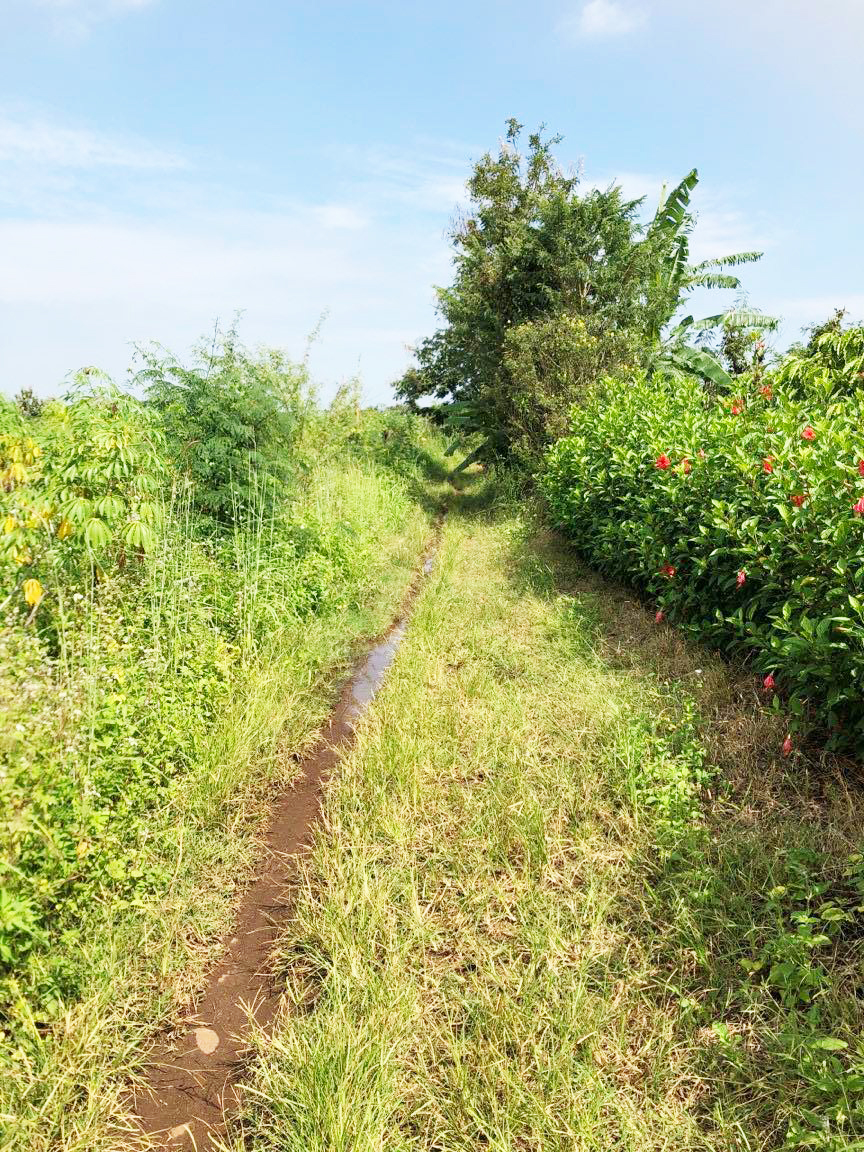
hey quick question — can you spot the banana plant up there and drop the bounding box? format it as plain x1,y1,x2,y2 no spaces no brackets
443,396,509,473
644,170,776,386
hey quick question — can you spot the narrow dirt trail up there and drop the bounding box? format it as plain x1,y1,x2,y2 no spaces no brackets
133,502,864,1151
132,528,441,1149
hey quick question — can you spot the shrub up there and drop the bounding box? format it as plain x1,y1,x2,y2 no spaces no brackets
0,378,166,626
777,310,864,401
544,363,864,750
139,328,314,523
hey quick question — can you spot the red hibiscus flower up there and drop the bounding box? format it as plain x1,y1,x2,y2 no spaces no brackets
854,497,864,517
762,673,775,693
655,454,671,470
791,493,807,508
782,734,793,757
858,460,864,477
660,564,676,578
655,609,665,623
760,385,773,399
737,569,747,587
802,426,816,441
762,458,774,473
681,458,692,475
731,404,742,416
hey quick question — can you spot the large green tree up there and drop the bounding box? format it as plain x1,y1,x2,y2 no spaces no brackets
398,121,768,466
398,120,655,463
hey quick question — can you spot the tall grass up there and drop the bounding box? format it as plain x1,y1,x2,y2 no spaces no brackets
0,446,438,1152
222,502,864,1152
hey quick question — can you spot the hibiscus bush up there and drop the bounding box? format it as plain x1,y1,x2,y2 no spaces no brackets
544,364,864,751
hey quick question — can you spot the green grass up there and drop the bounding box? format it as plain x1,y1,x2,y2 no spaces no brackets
221,498,864,1152
0,459,437,1152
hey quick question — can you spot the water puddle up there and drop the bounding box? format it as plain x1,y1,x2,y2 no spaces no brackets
133,535,438,1149
346,621,407,718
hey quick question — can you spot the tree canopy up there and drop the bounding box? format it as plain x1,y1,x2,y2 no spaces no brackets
398,120,767,466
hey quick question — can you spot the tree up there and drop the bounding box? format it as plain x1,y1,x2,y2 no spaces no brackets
398,122,773,465
641,168,776,388
396,120,654,464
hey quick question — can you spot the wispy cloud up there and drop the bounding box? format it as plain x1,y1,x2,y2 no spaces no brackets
33,0,155,10
0,132,471,398
763,294,864,343
0,113,185,171
563,0,647,41
310,203,370,231
28,0,157,37
0,206,443,398
349,142,470,216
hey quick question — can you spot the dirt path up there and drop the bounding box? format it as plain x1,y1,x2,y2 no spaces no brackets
132,529,441,1149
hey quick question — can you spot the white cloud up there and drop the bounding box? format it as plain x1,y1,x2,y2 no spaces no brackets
33,0,154,9
0,113,185,171
565,0,646,41
0,124,472,403
26,0,157,37
311,203,370,231
0,203,445,402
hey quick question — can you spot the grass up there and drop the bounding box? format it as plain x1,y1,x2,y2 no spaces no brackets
220,493,864,1152
0,460,437,1152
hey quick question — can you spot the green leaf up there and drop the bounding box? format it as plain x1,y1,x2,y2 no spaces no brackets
84,517,111,550
668,345,732,390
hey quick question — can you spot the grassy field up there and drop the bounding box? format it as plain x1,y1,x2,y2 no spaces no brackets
219,487,864,1152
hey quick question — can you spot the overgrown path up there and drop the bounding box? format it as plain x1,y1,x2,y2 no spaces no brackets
132,526,443,1147
207,501,864,1152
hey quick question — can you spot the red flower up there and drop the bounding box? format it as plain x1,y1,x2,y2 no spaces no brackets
791,493,807,507
762,457,774,473
681,458,692,475
731,404,742,416
762,673,775,693
858,460,864,477
655,454,671,470
802,426,816,441
782,735,793,757
660,564,676,578
854,497,864,517
760,385,773,399
655,609,665,623
737,569,747,587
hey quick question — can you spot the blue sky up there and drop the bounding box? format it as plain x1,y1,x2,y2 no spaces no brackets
1,0,862,404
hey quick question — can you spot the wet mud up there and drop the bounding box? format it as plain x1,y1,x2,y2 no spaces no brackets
132,531,439,1148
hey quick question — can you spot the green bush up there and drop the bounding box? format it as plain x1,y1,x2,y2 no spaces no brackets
0,379,166,635
0,359,442,1033
544,361,864,750
140,329,314,523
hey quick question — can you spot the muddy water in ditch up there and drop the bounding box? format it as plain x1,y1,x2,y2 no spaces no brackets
133,537,438,1149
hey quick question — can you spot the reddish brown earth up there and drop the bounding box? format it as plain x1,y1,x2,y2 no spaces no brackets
132,534,439,1149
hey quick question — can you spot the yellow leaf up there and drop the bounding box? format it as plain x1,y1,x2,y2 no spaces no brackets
23,578,43,607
